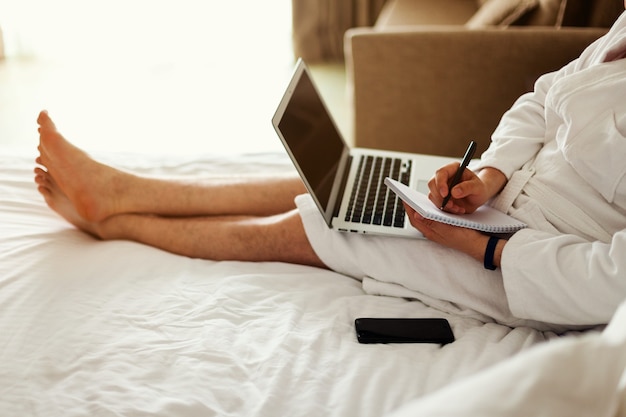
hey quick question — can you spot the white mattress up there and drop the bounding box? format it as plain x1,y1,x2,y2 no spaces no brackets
0,151,596,416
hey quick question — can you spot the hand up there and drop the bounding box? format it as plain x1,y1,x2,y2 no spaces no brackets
429,164,506,214
404,203,489,259
405,204,506,267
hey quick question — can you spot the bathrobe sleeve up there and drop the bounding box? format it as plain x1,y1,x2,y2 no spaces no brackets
474,29,611,179
473,17,626,326
501,228,626,326
474,64,571,178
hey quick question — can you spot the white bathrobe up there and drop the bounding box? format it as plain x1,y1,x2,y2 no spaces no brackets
387,300,626,417
297,11,626,329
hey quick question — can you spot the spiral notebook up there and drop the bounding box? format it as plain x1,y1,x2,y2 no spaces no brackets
385,178,527,234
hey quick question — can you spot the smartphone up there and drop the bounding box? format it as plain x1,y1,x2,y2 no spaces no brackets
354,318,454,345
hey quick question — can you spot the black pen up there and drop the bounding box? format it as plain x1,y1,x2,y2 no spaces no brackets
440,140,477,210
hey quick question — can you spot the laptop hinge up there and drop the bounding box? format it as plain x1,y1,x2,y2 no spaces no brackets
333,155,352,219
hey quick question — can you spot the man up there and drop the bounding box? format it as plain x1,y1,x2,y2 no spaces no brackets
35,5,626,328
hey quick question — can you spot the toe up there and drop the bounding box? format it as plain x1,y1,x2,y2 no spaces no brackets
37,110,57,131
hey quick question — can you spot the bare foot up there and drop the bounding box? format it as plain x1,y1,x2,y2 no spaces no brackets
34,166,103,237
36,110,131,222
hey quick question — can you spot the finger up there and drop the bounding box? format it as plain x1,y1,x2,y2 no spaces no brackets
441,200,466,214
403,203,417,217
403,203,436,236
408,213,444,243
449,169,480,200
429,162,460,203
403,202,421,224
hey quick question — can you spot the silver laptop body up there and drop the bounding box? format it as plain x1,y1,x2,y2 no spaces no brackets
272,59,455,238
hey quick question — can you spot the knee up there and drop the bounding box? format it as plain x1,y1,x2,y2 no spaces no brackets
261,210,327,268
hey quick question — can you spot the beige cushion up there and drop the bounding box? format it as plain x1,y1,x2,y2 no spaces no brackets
466,0,539,28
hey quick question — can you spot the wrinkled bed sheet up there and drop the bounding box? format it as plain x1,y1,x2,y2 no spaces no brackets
0,152,575,417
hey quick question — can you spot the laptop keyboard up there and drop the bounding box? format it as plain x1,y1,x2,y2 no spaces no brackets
345,155,412,228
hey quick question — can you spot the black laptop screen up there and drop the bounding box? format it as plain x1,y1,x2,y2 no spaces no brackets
277,68,347,212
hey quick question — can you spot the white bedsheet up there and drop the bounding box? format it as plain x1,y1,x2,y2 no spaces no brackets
0,152,587,417
389,301,626,417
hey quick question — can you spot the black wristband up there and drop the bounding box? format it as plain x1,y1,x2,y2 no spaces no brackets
484,236,500,270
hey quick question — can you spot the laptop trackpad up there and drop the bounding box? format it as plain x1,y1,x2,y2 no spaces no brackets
416,179,429,195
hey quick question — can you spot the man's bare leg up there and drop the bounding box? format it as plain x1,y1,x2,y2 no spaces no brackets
96,210,325,266
36,169,325,266
35,110,307,221
34,111,326,268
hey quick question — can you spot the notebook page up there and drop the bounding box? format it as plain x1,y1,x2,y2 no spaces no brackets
385,178,527,234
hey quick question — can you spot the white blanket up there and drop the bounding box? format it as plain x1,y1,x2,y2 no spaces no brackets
389,301,626,417
295,194,571,332
0,152,610,417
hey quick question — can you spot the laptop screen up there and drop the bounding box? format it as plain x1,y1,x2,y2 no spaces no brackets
275,64,347,213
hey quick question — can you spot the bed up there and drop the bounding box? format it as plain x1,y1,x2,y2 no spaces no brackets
2,150,625,417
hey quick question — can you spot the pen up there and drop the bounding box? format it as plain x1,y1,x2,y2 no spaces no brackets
440,140,477,210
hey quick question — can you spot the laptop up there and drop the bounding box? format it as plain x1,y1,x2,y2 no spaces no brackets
272,59,455,238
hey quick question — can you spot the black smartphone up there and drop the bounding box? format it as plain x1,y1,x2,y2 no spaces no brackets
354,318,455,345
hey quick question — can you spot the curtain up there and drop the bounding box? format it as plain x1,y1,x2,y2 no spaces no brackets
291,0,388,62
